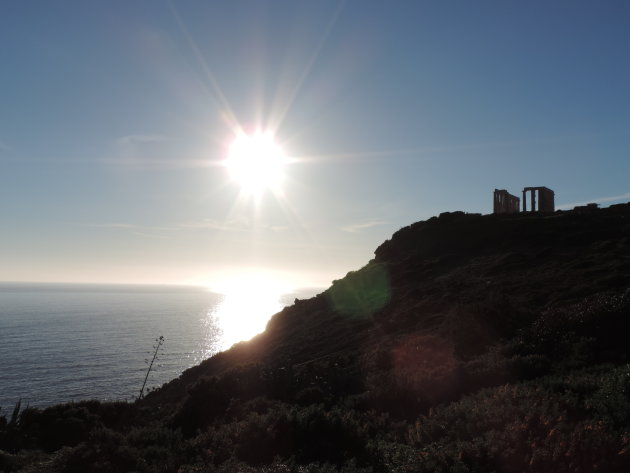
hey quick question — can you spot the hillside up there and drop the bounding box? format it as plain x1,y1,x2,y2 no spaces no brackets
2,204,630,472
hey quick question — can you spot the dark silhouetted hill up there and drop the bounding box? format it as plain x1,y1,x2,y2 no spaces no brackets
3,203,630,472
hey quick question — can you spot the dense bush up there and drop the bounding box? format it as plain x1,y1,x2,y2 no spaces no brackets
402,368,630,473
0,401,117,453
520,292,630,365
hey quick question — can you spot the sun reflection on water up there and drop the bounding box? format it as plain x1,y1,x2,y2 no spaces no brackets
207,272,291,351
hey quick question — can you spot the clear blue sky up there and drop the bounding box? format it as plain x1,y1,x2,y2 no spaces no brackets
1,1,629,287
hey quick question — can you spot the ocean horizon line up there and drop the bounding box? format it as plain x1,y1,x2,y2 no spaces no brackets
0,280,326,294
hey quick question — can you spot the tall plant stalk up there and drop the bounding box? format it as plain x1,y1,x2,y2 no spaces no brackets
139,335,164,400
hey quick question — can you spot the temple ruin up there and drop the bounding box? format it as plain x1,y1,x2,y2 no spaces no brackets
493,186,555,214
522,186,555,212
493,189,520,214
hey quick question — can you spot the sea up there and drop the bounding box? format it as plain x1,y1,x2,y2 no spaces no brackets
0,283,321,410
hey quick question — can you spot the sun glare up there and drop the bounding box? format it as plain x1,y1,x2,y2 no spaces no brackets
208,271,293,350
225,131,287,195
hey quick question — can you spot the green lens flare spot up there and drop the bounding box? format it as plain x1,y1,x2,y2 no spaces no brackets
327,262,391,318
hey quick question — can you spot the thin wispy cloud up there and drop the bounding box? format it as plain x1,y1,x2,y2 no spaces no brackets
113,134,166,160
177,218,290,233
84,218,287,234
558,192,630,210
100,134,215,169
99,155,211,168
82,223,138,229
79,222,171,240
177,218,251,232
341,220,389,233
115,135,165,146
130,231,171,240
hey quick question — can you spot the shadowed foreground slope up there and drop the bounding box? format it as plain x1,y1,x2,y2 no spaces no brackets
2,204,630,472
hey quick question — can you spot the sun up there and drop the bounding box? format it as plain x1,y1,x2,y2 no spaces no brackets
224,130,287,195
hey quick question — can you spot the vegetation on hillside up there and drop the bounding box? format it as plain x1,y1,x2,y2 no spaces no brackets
2,204,630,472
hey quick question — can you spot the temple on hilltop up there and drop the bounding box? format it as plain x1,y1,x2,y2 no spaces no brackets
523,186,555,212
493,187,555,214
493,189,520,214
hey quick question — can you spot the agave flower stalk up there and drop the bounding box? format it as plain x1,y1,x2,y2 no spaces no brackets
139,336,164,400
